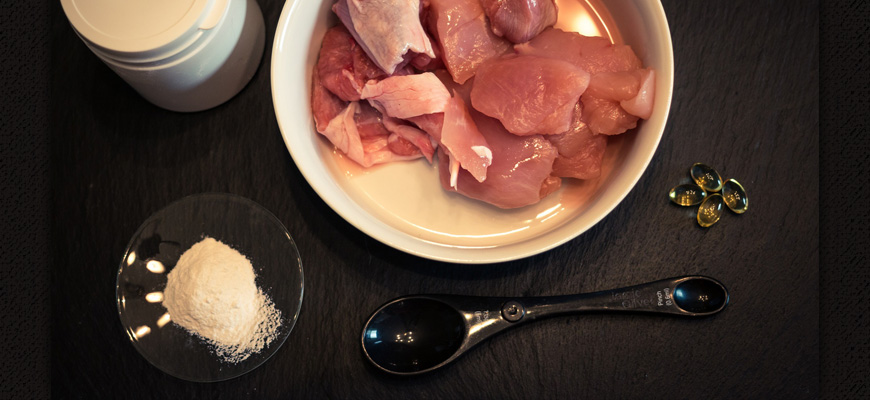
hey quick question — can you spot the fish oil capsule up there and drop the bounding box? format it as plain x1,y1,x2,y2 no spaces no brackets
690,163,723,192
721,179,748,214
669,183,707,206
697,194,725,227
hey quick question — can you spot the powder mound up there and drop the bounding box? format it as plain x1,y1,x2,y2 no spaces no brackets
163,237,282,363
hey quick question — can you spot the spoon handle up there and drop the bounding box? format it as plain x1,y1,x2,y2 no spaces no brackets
517,275,726,319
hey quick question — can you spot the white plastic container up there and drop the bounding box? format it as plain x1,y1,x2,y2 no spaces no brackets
61,0,265,112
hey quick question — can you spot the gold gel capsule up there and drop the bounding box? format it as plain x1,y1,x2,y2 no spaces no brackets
690,163,723,192
669,183,707,206
722,179,748,214
697,194,725,227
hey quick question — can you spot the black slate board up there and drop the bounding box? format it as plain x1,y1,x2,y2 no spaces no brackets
43,0,822,398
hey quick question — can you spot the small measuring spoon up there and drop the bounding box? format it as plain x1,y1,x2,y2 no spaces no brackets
361,275,728,375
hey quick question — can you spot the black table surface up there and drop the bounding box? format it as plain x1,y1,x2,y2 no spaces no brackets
50,0,819,398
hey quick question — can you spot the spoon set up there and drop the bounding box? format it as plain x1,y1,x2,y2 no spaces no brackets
362,275,728,375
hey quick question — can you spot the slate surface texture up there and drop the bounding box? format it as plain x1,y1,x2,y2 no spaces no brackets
50,0,819,398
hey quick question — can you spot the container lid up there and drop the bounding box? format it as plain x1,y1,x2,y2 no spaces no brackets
60,0,227,60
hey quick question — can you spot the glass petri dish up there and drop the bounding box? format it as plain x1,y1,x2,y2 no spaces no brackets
116,193,304,382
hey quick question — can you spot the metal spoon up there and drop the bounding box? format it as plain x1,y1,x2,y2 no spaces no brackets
361,275,728,375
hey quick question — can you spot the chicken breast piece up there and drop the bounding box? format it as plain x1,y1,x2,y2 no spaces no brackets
481,0,558,44
471,54,590,135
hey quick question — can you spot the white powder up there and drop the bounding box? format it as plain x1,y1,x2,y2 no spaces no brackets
163,237,281,363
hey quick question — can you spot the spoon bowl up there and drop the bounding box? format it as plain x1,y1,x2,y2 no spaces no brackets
362,275,728,375
363,298,467,374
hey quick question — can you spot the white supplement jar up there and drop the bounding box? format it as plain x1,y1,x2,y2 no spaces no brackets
60,0,265,112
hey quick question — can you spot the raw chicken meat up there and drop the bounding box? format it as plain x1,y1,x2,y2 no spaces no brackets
318,102,372,165
361,72,451,119
438,109,559,209
357,100,435,162
580,94,638,135
550,138,606,179
378,108,437,162
406,73,491,184
310,2,659,208
333,0,435,75
581,69,645,135
353,103,424,159
316,26,388,102
581,68,658,135
481,0,558,44
618,68,656,119
407,113,445,140
547,104,607,179
311,68,349,133
404,69,474,133
403,70,469,140
470,54,590,135
585,70,644,101
409,31,445,71
426,0,512,84
313,67,424,167
354,102,392,138
514,28,642,75
320,102,425,167
515,28,653,135
387,133,423,156
440,94,491,183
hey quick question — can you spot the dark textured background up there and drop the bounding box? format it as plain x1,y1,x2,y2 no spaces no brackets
817,1,869,397
1,0,51,398
0,0,866,398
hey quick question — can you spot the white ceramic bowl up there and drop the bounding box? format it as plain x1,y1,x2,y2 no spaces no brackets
271,0,673,264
